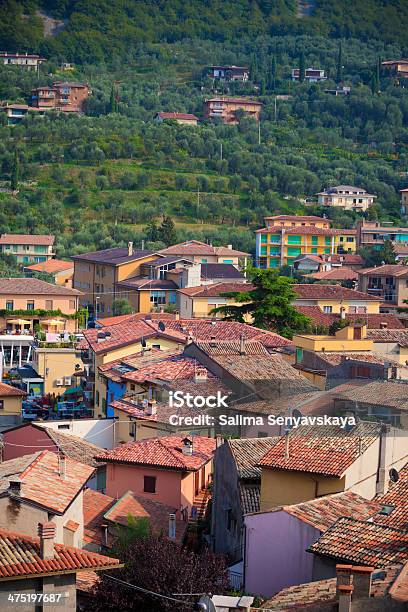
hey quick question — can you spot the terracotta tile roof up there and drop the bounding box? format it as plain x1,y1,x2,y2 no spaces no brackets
338,380,408,411
76,570,100,593
0,382,26,397
0,234,54,246
296,306,404,330
98,348,179,382
82,320,186,355
0,527,120,580
97,436,215,471
367,329,408,344
97,312,177,327
116,277,178,290
375,461,408,530
240,482,261,514
83,488,115,545
104,490,188,544
156,112,198,120
329,253,364,265
24,259,73,273
308,517,408,566
283,492,381,531
0,277,80,296
308,267,358,281
206,97,262,106
64,519,79,532
312,352,386,367
0,450,94,514
179,282,254,297
159,240,249,257
263,215,326,222
39,426,108,467
293,284,380,301
200,353,318,399
359,264,408,277
228,438,280,479
260,565,403,610
195,340,269,356
258,422,381,477
121,355,210,384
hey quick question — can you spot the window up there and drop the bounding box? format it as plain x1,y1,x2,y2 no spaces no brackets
346,237,353,243
323,306,333,313
69,300,76,309
0,400,4,410
223,259,233,264
168,292,177,304
45,300,53,310
257,432,268,438
311,236,318,245
311,248,318,254
260,246,267,255
260,234,267,243
325,237,331,246
152,344,161,349
95,390,100,406
287,235,301,245
6,301,13,310
150,290,166,305
201,259,207,263
34,246,46,253
26,301,34,310
144,476,156,493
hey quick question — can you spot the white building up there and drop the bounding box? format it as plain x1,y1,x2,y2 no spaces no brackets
316,185,376,212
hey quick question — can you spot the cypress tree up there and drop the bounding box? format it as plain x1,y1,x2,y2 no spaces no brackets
10,149,19,190
299,51,305,83
336,41,343,83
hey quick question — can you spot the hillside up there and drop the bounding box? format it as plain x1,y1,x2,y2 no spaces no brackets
0,2,407,260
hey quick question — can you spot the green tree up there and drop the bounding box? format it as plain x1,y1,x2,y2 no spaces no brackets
336,41,343,82
210,266,311,338
10,149,19,191
109,85,119,113
159,216,177,246
112,298,133,316
358,240,395,267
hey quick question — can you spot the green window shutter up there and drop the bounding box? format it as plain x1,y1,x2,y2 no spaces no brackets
325,248,331,254
270,234,280,243
269,247,280,256
261,246,267,255
287,235,301,245
296,348,303,363
96,466,107,491
325,237,331,246
269,259,279,268
260,234,267,243
312,236,318,245
288,247,302,257
311,248,318,254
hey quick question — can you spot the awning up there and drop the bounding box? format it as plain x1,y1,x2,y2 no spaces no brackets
63,386,83,396
7,319,31,325
41,319,65,326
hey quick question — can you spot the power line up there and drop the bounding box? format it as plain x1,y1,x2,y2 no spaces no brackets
103,574,196,607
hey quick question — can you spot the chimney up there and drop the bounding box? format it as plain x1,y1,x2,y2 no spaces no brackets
216,434,224,448
168,513,176,540
351,566,374,599
145,399,157,416
227,244,232,250
338,584,353,612
97,331,106,343
194,367,208,383
9,478,22,496
239,333,246,355
128,241,133,257
336,565,353,590
181,437,193,456
58,453,66,479
376,424,390,496
380,322,388,329
38,522,56,560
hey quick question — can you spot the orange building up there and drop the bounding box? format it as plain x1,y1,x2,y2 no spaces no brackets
204,97,262,124
31,81,90,113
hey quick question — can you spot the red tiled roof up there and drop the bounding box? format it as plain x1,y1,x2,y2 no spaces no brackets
159,240,249,257
83,488,115,545
76,570,100,593
0,450,94,514
97,436,215,471
121,355,210,384
0,278,80,296
0,382,26,397
282,491,381,531
205,97,262,106
156,112,198,121
260,565,404,609
308,517,408,566
104,490,187,544
293,284,381,301
375,462,408,530
0,527,121,579
264,215,327,222
97,313,176,327
258,422,380,477
0,234,54,246
179,282,254,297
359,264,408,277
82,320,187,354
24,259,73,273
297,306,404,330
308,267,358,281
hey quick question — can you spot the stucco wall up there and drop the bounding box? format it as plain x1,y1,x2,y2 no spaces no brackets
244,511,320,597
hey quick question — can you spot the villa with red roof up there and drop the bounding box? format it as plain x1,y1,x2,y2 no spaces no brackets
0,523,121,609
0,450,94,548
155,111,199,125
95,436,216,517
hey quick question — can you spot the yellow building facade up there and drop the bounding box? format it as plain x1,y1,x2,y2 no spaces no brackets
32,344,84,394
255,215,356,268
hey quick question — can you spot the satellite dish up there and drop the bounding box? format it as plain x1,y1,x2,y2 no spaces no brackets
158,321,166,332
104,331,111,337
389,468,399,483
194,596,216,612
292,408,302,420
141,337,147,348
